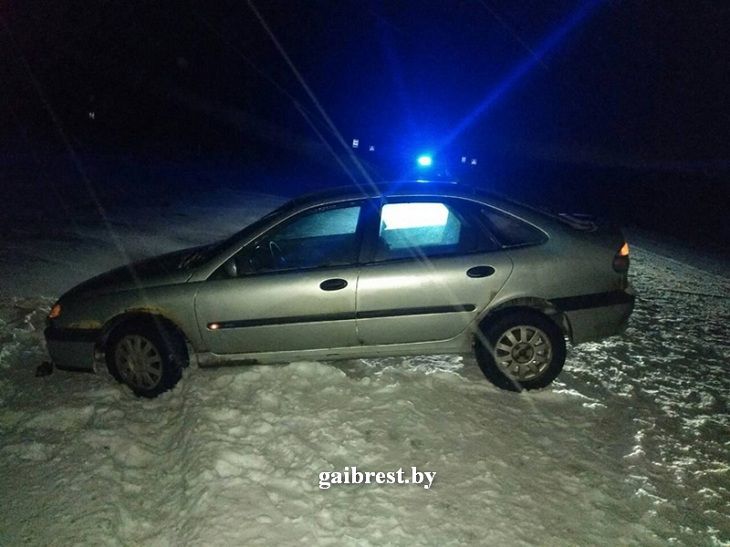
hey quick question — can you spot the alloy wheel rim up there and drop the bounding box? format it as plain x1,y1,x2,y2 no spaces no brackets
115,334,163,390
494,325,553,381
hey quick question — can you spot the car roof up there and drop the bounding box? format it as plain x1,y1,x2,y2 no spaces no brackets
285,181,575,234
292,180,486,204
292,180,541,216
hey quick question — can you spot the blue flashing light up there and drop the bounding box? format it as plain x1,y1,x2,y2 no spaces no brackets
417,155,433,167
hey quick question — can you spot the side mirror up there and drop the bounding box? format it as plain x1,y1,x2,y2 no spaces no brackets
223,258,238,278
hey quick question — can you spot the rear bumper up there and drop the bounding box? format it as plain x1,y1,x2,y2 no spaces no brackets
553,288,635,344
44,326,100,371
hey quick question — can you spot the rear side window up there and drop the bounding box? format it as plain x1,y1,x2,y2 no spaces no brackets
381,202,458,249
481,207,547,247
375,200,498,260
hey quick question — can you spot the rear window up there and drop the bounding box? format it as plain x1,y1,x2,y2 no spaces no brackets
481,207,547,247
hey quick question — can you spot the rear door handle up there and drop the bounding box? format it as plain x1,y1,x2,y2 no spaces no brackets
320,278,348,291
466,266,495,278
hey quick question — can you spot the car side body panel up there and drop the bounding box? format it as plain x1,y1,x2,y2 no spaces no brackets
193,266,361,354
196,334,472,367
488,227,633,343
46,283,201,371
356,252,513,345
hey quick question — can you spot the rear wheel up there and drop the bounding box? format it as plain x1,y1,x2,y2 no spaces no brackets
106,321,186,398
475,310,566,391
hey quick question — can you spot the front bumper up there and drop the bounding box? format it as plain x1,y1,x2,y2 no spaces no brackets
44,326,100,371
553,288,636,344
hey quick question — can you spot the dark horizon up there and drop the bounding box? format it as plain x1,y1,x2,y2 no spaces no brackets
1,0,729,247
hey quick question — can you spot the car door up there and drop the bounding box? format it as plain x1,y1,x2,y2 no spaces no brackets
356,197,513,345
194,201,365,355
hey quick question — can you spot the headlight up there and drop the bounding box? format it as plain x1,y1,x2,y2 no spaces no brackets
48,303,62,319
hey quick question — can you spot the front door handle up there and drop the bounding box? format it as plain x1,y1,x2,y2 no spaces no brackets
320,278,348,291
466,266,495,278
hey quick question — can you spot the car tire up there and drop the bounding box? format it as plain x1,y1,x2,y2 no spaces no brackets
475,310,566,392
105,320,187,398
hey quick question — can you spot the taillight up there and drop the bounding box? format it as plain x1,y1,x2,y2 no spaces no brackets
48,303,62,319
613,241,630,273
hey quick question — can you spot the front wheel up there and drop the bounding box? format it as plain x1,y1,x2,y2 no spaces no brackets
475,310,566,392
106,322,186,398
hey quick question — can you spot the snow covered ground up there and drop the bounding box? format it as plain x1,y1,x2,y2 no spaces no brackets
0,190,728,546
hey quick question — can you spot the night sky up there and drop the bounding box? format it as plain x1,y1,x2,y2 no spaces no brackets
1,1,729,243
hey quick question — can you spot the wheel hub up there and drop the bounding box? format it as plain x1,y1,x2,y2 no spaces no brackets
493,325,554,381
115,334,163,390
511,342,535,363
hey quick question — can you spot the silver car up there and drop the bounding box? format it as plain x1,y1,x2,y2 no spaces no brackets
45,182,635,397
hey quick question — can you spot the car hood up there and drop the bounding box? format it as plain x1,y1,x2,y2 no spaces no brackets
62,246,201,300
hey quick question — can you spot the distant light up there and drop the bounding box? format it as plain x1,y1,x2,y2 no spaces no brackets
208,323,220,330
461,156,467,163
471,158,477,165
352,139,359,149
369,145,375,152
417,155,433,167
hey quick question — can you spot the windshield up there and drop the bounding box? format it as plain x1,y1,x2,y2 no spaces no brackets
177,201,299,269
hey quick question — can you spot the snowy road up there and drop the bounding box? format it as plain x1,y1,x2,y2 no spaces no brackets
0,193,728,545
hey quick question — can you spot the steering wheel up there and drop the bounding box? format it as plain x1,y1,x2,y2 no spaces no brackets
268,240,286,266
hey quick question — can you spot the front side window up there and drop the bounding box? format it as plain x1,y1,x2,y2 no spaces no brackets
375,200,496,260
228,203,363,275
275,206,360,240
